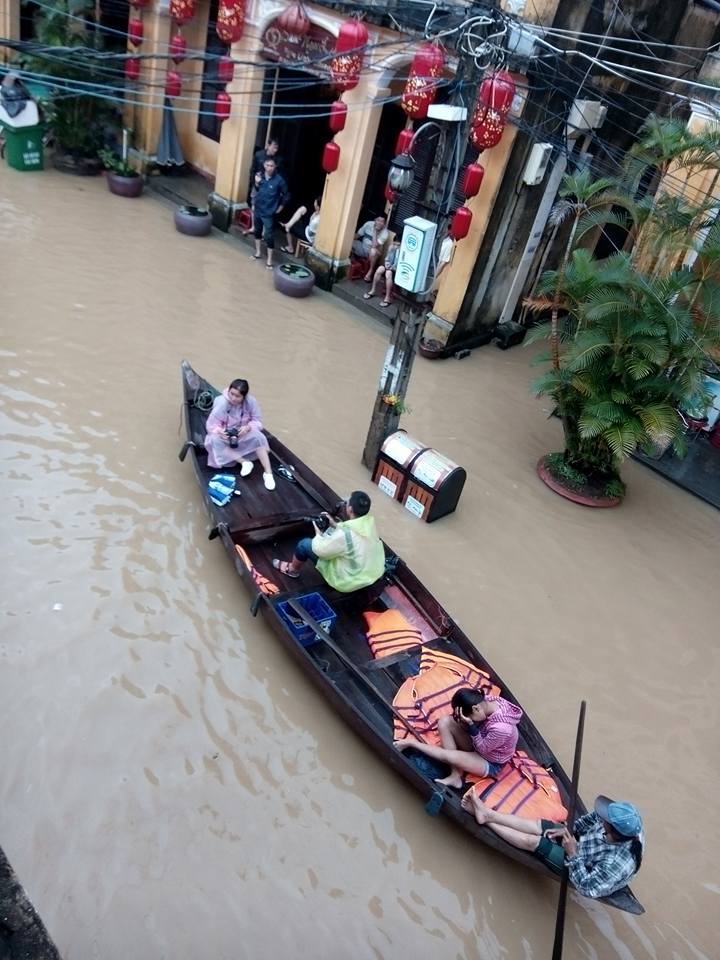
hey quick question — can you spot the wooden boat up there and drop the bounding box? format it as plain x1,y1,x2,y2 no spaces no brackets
179,361,644,916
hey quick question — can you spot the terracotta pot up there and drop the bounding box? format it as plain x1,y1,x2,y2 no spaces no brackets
174,205,212,236
273,263,315,298
536,455,622,508
106,171,143,197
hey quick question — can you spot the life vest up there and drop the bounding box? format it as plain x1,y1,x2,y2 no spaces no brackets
235,544,279,595
363,609,425,659
392,650,501,745
465,751,568,823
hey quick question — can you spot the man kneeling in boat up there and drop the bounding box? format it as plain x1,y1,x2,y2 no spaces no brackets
461,792,643,899
273,491,385,592
394,688,522,788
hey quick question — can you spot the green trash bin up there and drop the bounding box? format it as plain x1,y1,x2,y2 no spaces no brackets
1,123,44,171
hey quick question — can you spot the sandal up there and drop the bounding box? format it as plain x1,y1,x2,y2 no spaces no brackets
363,292,374,300
380,300,391,308
273,558,299,578
250,253,262,260
280,245,295,254
266,264,274,270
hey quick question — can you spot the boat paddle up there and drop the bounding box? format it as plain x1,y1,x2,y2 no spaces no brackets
551,699,586,960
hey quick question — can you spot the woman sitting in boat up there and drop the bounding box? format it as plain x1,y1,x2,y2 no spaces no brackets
273,491,385,592
394,688,522,787
461,792,643,899
204,378,276,491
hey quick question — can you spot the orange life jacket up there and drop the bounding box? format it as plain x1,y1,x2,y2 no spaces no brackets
392,649,501,745
465,751,568,822
235,545,279,595
363,609,425,659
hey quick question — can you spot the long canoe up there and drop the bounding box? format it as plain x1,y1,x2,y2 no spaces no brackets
179,361,644,916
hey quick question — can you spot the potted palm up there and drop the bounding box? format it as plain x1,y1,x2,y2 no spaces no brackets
527,121,720,506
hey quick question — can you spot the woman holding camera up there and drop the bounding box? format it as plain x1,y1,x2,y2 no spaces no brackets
204,378,276,490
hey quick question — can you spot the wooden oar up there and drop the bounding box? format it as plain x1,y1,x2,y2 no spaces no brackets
285,598,428,745
208,511,311,540
551,700,586,960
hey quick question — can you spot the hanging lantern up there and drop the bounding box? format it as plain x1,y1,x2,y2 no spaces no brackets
125,57,141,82
450,206,472,241
478,71,516,116
462,162,485,199
217,0,246,44
277,0,310,37
218,56,234,84
169,32,187,64
129,0,150,8
395,128,414,156
215,91,232,120
322,141,341,174
329,100,347,133
330,18,368,92
384,183,396,204
470,108,506,150
165,69,182,99
128,19,143,47
169,0,195,26
401,42,444,119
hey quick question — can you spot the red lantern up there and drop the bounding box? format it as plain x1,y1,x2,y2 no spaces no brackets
217,0,246,44
478,71,516,116
277,1,310,37
215,91,232,120
128,19,143,47
401,42,444,119
169,0,195,26
165,70,182,99
218,56,234,84
329,100,347,133
322,141,341,174
169,33,187,64
129,0,150,8
450,206,472,241
125,57,141,82
462,162,484,199
395,128,414,155
331,18,368,92
384,183,396,204
470,108,506,149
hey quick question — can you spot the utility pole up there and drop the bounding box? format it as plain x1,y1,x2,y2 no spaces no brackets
361,295,426,469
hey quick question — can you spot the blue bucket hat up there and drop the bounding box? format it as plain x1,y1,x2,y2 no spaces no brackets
594,795,642,838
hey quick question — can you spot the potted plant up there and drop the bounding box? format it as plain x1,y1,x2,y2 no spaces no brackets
17,0,117,174
526,121,720,506
273,262,315,298
98,148,143,198
174,206,213,236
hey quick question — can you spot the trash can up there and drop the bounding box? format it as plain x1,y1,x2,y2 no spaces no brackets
401,448,466,522
372,431,430,502
1,124,44,171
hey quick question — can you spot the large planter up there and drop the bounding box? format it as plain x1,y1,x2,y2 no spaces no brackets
52,151,103,176
273,262,315,298
106,170,143,197
537,455,622,508
174,205,212,236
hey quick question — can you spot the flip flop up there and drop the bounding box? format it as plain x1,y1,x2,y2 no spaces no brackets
363,292,374,300
380,300,391,308
280,246,295,254
266,264,274,270
272,558,299,578
250,254,262,260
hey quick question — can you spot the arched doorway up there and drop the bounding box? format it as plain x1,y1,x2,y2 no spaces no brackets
255,18,336,209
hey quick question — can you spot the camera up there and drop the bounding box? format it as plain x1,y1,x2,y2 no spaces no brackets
305,513,331,532
227,427,239,449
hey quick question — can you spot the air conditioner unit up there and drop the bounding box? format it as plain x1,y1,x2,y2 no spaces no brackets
522,142,552,186
395,217,437,294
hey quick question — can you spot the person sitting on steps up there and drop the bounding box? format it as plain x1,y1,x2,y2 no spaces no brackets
461,792,644,899
273,491,385,593
394,687,522,787
204,378,276,490
280,198,321,256
352,216,390,282
363,240,399,308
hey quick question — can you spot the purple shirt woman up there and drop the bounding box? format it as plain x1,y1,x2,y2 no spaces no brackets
204,378,276,490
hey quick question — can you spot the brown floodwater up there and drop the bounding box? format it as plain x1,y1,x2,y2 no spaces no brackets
0,167,718,960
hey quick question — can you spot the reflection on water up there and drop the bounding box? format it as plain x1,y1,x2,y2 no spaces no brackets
1,168,718,960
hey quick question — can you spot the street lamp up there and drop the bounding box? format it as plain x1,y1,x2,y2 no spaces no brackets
387,152,415,193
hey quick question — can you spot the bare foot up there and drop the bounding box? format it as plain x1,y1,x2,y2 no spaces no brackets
434,772,464,789
461,790,491,824
394,737,420,752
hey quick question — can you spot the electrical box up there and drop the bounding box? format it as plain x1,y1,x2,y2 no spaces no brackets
567,99,608,135
522,142,552,186
395,216,437,294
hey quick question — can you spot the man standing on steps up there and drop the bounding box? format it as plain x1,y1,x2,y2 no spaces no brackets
250,157,289,270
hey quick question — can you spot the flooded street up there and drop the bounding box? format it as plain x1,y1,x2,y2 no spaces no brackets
1,166,718,960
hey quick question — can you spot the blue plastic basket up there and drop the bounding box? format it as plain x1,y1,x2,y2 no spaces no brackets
277,592,337,647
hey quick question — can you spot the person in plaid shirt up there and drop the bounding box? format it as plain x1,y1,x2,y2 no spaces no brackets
461,792,643,898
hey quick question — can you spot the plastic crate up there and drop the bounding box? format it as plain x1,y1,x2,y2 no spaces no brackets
277,592,337,647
